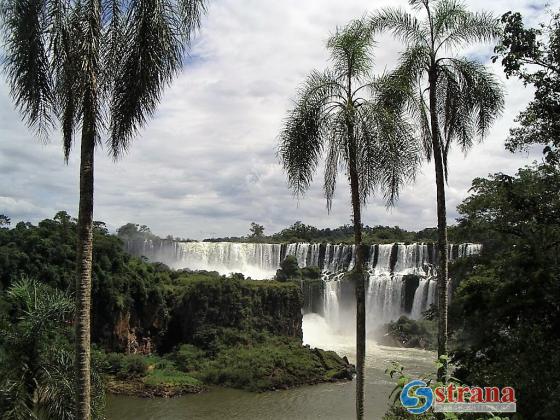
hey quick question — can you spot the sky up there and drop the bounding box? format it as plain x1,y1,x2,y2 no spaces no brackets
0,0,556,240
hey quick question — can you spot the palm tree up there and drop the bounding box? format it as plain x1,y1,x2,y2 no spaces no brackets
278,20,419,420
0,1,206,417
370,0,505,381
0,278,105,420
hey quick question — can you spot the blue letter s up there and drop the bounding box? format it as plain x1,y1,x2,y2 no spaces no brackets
400,379,433,414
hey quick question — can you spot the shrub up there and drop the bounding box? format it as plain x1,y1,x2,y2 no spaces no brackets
116,354,148,379
101,352,125,374
144,368,202,388
301,266,321,280
168,344,206,372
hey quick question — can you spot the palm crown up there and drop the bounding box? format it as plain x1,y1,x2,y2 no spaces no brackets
279,19,419,210
371,0,504,177
1,0,206,159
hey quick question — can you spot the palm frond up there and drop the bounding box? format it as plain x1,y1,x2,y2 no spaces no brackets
51,2,84,161
0,379,37,420
279,106,324,197
100,0,123,95
37,351,75,420
370,7,428,46
6,278,74,337
1,0,54,138
178,0,206,42
324,126,342,212
327,18,373,81
109,0,206,158
374,49,431,165
356,103,419,206
438,58,504,150
436,6,500,50
279,71,343,197
376,46,429,113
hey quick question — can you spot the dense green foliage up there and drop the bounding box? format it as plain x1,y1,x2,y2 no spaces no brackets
0,212,172,350
380,163,560,419
197,334,352,391
1,0,208,413
379,316,437,350
248,222,265,239
448,163,560,419
0,214,310,352
494,11,560,165
0,279,105,419
274,255,321,283
275,255,302,282
162,274,303,352
100,331,353,394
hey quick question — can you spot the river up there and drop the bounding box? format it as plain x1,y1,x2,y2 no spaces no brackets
106,314,434,419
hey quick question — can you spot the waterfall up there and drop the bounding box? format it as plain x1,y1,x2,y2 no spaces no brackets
135,240,283,279
367,274,404,324
323,280,341,328
373,244,393,273
410,278,431,319
127,239,482,329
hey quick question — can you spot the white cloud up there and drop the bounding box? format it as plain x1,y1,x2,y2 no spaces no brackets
1,0,558,239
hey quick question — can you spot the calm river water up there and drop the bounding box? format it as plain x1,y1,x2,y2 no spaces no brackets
106,314,434,420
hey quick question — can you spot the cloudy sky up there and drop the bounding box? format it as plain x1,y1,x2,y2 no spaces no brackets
0,0,556,239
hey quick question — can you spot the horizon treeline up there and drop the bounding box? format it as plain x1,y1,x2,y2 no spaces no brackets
113,219,474,245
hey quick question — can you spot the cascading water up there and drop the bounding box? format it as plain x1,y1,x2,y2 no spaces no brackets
410,278,430,319
126,239,481,331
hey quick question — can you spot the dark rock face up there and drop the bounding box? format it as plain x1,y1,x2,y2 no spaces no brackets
301,278,324,314
389,243,399,273
93,288,167,354
94,276,304,354
402,274,421,314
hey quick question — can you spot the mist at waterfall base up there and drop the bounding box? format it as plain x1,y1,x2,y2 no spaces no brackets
128,240,481,342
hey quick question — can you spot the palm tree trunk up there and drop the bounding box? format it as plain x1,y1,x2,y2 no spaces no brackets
75,104,95,420
75,3,100,418
351,182,366,420
349,153,366,420
429,64,449,383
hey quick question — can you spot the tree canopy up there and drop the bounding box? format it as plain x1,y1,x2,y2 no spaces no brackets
494,10,560,165
449,163,560,419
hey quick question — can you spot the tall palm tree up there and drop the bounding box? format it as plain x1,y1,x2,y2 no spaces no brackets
0,0,206,417
278,20,419,420
370,0,504,381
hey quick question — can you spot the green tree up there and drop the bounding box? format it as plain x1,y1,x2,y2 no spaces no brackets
275,255,301,282
0,278,104,419
0,1,206,416
494,11,560,165
450,163,560,418
276,221,320,242
0,215,10,227
278,19,419,419
249,222,265,238
370,0,505,381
